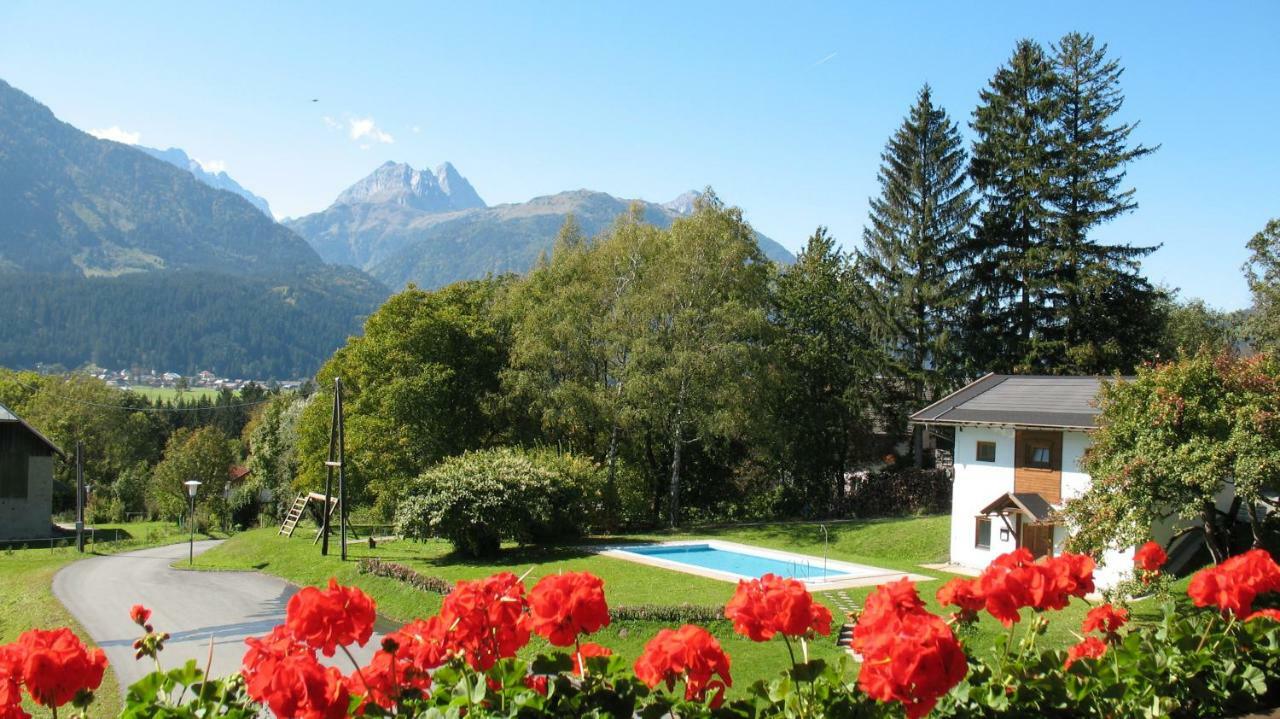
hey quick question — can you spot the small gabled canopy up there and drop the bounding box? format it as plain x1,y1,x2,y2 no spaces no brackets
0,402,65,458
979,492,1058,525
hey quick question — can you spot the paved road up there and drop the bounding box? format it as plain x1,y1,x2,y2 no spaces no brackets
53,541,382,693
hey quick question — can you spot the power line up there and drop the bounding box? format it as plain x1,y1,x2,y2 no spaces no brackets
8,377,282,413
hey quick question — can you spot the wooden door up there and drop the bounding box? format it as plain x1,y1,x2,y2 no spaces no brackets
1021,523,1054,559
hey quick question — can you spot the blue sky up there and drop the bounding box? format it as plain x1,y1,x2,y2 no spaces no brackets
1,2,1275,309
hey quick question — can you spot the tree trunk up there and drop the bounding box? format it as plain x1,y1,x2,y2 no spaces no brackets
1249,501,1264,549
604,420,620,531
668,424,683,529
644,434,662,524
1202,502,1226,564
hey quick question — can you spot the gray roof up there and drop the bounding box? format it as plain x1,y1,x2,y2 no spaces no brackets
911,373,1126,430
0,402,65,457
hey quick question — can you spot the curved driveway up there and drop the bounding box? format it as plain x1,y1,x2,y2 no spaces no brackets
53,540,381,693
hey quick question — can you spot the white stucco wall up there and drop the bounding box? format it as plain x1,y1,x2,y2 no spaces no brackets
949,426,1017,570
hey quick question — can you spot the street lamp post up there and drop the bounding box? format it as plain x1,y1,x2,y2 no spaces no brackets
183,480,202,565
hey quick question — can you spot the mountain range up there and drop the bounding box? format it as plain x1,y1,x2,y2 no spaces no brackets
0,78,386,378
137,145,273,217
287,163,794,289
0,76,794,377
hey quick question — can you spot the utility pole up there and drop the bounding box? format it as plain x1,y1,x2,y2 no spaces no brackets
75,442,84,553
337,378,347,561
321,377,345,557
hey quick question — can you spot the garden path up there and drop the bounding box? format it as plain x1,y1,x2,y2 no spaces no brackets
52,540,384,694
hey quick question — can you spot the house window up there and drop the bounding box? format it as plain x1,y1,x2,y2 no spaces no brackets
1026,441,1053,469
975,517,992,549
0,430,28,500
976,441,996,462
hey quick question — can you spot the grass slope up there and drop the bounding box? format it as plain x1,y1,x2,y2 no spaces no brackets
0,521,222,718
191,515,1116,693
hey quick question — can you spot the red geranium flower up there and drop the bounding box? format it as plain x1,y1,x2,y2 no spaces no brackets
440,572,530,671
1134,541,1167,573
129,604,151,627
286,578,377,657
527,571,611,646
389,616,454,672
1247,608,1280,623
242,626,313,697
243,624,349,718
1186,548,1280,618
1065,635,1107,668
724,573,832,642
14,628,107,709
345,616,452,711
634,625,731,707
346,646,432,714
0,645,27,719
1188,566,1254,616
936,577,985,619
1081,604,1128,636
852,580,967,719
523,674,549,695
574,642,612,676
969,550,1096,626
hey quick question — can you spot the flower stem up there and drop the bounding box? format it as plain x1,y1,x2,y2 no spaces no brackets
341,644,373,701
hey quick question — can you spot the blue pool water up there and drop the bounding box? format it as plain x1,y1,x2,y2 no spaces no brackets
623,544,847,580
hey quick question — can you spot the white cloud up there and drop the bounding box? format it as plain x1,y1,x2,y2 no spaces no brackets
194,158,227,174
88,125,141,144
412,125,421,134
322,115,342,130
348,117,394,145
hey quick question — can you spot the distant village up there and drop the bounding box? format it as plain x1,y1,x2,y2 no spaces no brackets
34,363,305,394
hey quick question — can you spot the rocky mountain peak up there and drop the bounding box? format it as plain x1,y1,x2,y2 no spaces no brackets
662,190,703,216
336,161,485,213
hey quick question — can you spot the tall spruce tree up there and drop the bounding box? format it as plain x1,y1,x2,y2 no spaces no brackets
967,39,1062,373
1045,32,1160,372
856,85,975,463
967,35,1160,374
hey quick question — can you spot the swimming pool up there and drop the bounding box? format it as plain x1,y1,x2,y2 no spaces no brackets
600,539,926,588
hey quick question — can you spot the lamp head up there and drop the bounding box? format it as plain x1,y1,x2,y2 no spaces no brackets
183,480,202,498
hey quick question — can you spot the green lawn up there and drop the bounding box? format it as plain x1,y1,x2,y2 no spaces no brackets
126,386,223,402
0,521,223,718
191,515,1113,693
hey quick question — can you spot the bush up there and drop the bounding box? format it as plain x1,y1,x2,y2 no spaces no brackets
394,447,605,557
356,558,453,595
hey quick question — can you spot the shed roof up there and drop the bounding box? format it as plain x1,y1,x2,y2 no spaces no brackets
910,373,1126,430
0,402,66,458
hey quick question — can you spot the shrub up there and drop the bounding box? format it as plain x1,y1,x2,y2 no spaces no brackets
356,558,453,594
394,447,604,557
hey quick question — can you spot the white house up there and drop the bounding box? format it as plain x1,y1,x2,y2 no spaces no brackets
910,374,1161,590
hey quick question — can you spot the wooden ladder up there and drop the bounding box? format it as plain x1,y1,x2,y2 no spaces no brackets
278,493,308,537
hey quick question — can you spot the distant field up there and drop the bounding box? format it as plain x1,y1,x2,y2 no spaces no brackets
127,386,223,402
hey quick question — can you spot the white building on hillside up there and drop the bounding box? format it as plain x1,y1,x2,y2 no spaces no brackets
910,373,1211,590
